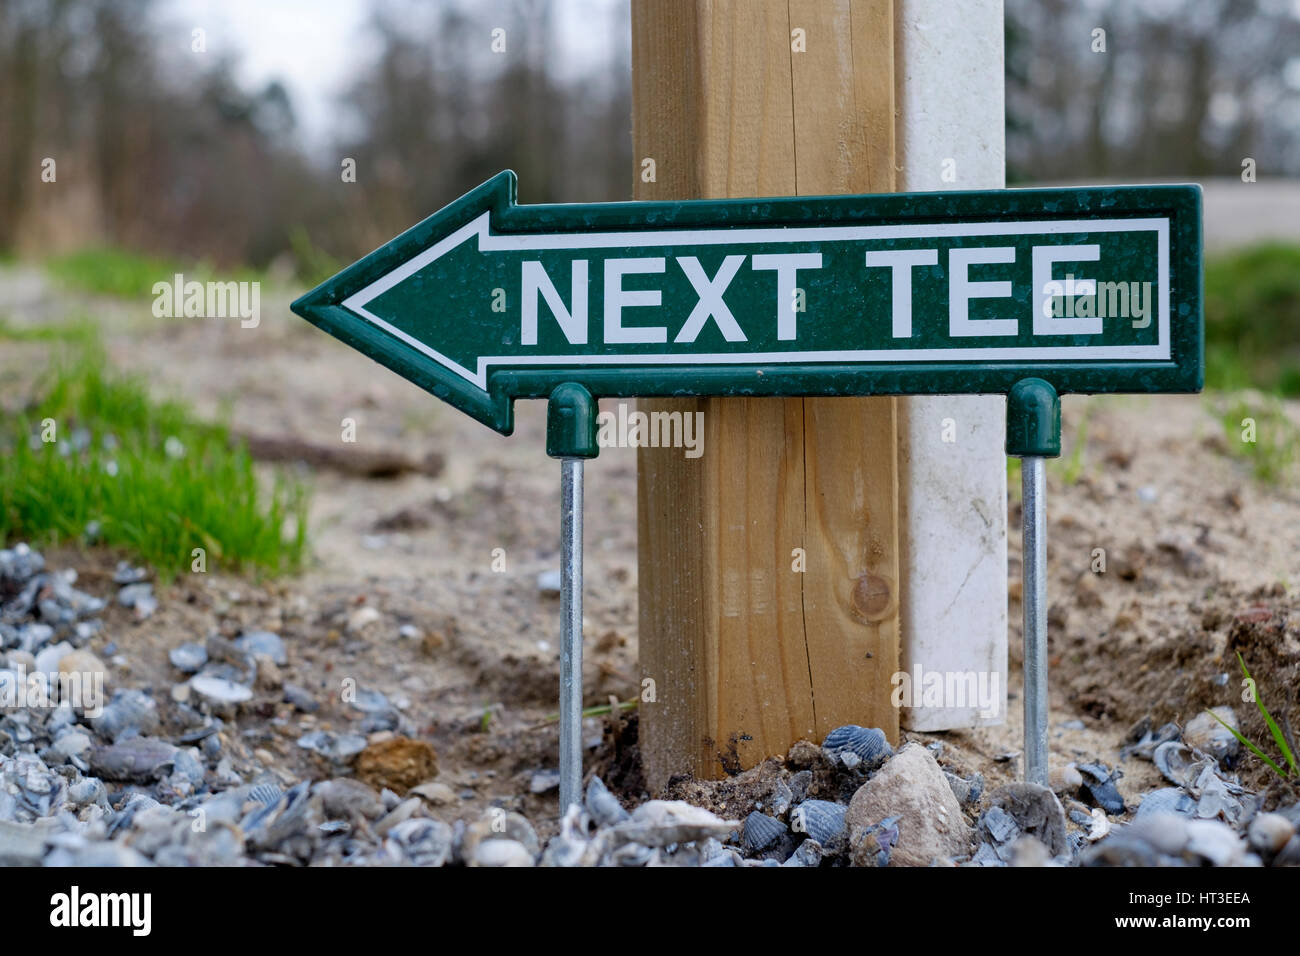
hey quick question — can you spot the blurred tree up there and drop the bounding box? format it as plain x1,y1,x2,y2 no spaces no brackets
1006,0,1300,182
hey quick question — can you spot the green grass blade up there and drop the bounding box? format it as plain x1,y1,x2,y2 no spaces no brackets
1207,707,1287,778
1238,652,1297,776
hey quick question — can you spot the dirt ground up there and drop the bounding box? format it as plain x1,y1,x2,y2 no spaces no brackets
2,263,1298,838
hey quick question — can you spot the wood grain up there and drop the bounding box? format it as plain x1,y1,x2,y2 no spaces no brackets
634,0,899,791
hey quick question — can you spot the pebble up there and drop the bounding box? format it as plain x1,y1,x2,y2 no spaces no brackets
529,769,561,794
89,738,177,782
234,630,287,666
346,606,382,634
117,583,157,620
189,674,253,710
846,743,971,866
1247,812,1294,856
168,643,208,673
990,782,1070,857
57,650,106,683
473,838,535,867
536,570,562,595
411,781,457,806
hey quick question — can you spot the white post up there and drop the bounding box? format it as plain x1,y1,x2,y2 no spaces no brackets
896,0,1009,731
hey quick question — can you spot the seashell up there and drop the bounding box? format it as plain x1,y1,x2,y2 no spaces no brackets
1075,763,1126,815
609,800,738,849
1121,718,1182,761
233,630,287,667
385,817,453,866
585,776,629,827
541,804,597,867
245,781,317,856
88,737,177,782
1191,765,1244,824
851,815,901,867
990,783,1069,858
765,778,794,818
1154,743,1201,790
189,675,253,712
946,770,985,806
89,690,160,742
978,805,1019,847
822,725,891,771
168,747,206,786
1183,707,1240,766
296,730,367,762
249,782,284,807
1086,807,1110,842
168,643,207,674
67,778,107,808
742,811,786,853
1134,787,1196,819
1247,812,1295,857
607,841,656,867
790,799,848,852
787,770,813,804
781,838,823,867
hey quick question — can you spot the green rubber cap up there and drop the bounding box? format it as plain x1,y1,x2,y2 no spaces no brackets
546,383,599,459
1006,378,1061,458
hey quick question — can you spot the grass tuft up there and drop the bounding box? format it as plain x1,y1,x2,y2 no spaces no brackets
0,344,308,579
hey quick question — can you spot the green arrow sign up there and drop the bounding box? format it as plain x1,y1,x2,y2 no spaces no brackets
291,171,1202,435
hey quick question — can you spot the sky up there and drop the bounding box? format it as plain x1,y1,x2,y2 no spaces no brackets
155,0,627,148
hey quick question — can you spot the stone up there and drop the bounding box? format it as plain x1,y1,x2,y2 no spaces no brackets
1247,812,1294,856
57,650,106,683
410,781,457,806
346,606,382,634
989,783,1069,857
189,675,253,714
168,643,207,673
253,655,283,691
234,630,287,666
473,838,535,867
846,742,972,866
354,736,438,796
314,778,385,820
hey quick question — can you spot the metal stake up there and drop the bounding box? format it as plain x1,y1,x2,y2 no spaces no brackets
1006,378,1060,789
1021,455,1048,787
559,457,584,813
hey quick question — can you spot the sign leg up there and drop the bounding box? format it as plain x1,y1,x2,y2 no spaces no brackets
1020,455,1048,786
546,382,599,814
1006,378,1061,788
559,456,584,812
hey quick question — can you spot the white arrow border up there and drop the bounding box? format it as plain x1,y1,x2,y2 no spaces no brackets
341,212,1170,393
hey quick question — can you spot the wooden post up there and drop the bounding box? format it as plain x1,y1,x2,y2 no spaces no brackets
633,0,899,791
